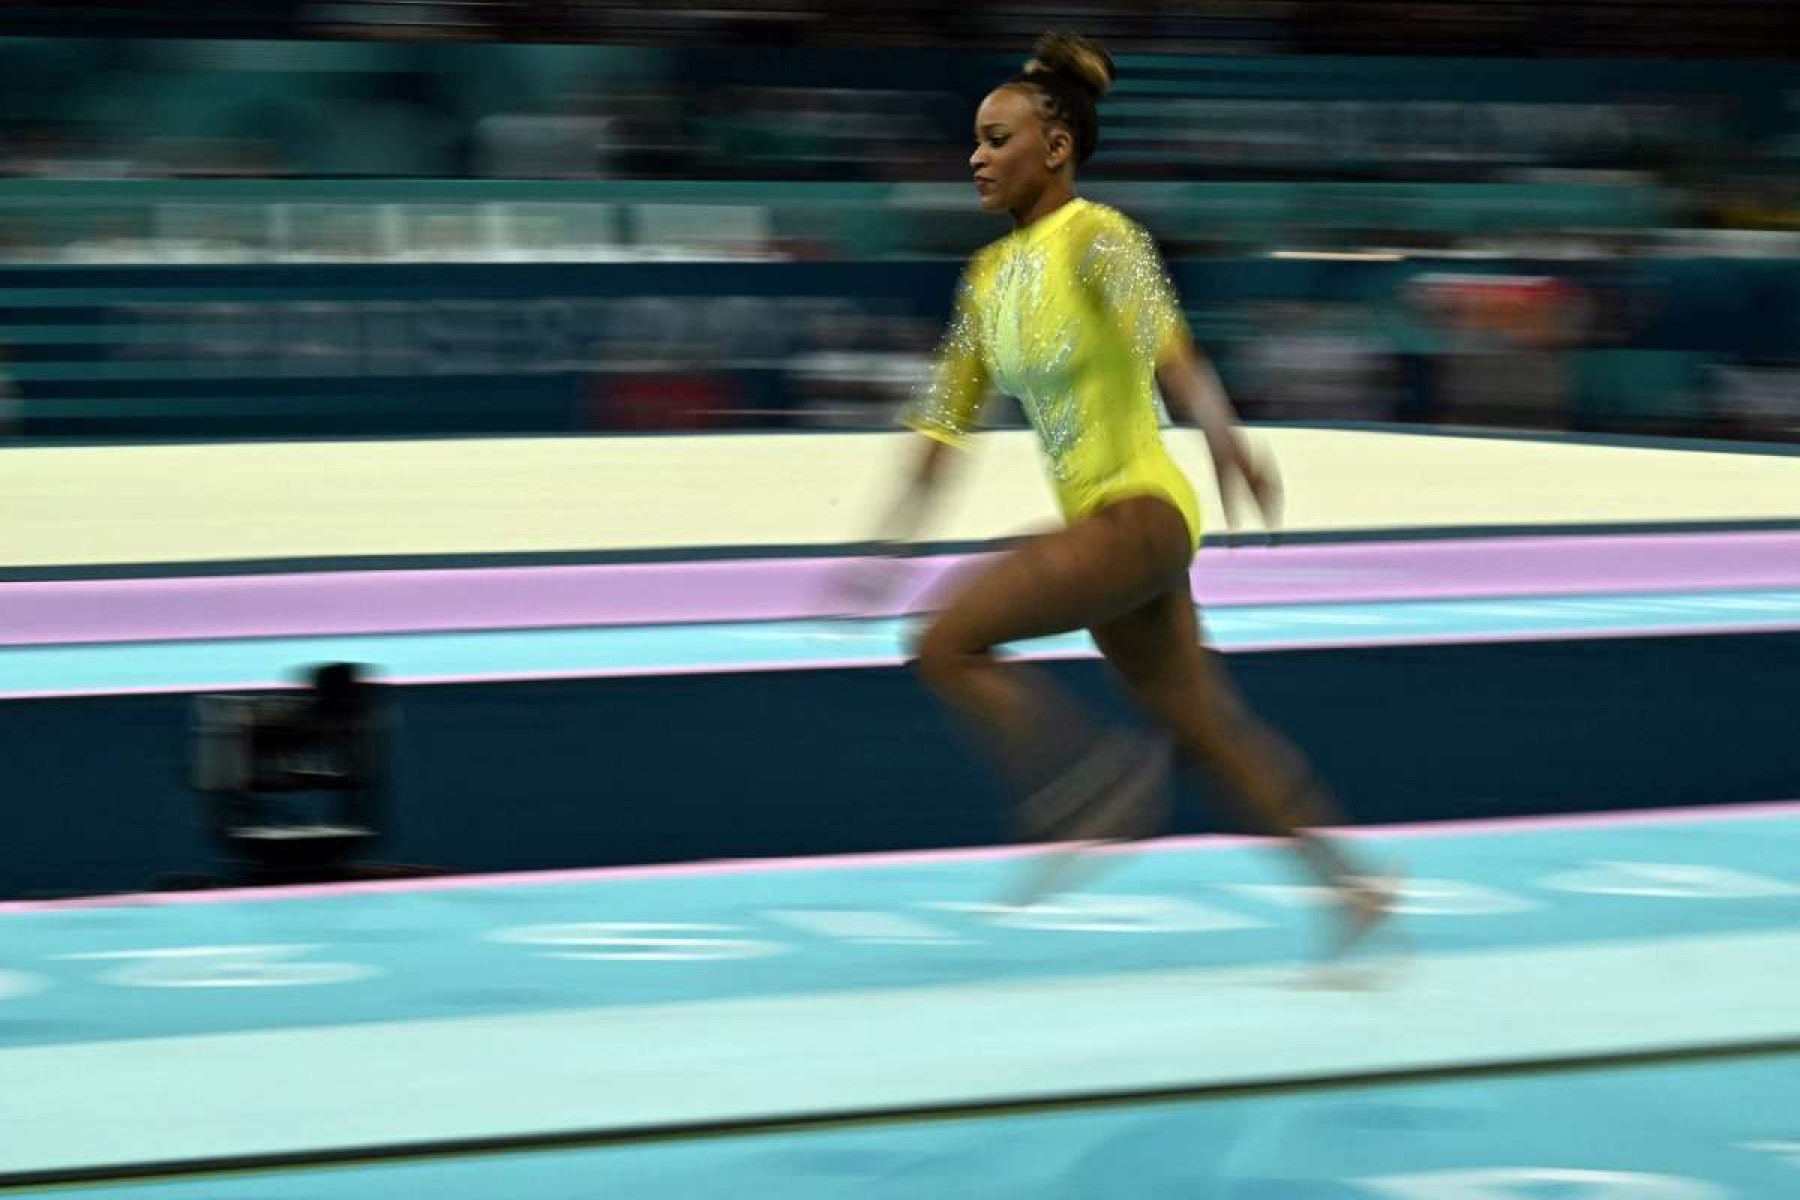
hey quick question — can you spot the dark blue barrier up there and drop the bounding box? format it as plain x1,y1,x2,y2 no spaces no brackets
4,631,1796,900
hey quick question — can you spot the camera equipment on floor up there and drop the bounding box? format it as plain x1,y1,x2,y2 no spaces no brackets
191,662,388,881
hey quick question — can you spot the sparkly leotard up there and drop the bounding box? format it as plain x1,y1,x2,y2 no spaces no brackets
904,198,1202,549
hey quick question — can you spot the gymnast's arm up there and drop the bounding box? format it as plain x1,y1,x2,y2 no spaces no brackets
1155,334,1283,532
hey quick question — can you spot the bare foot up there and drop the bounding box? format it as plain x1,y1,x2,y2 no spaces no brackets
1293,867,1407,989
1329,865,1406,962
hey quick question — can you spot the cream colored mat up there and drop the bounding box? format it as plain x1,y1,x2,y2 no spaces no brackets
2,429,1797,568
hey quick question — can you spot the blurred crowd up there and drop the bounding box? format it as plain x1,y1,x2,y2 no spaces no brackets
779,271,1800,442
0,0,1795,442
0,0,1792,55
3,39,1795,189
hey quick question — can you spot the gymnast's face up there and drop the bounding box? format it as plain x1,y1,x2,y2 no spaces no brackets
969,86,1072,216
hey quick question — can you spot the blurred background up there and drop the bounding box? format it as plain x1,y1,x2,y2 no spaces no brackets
2,15,1798,1193
1,0,1796,442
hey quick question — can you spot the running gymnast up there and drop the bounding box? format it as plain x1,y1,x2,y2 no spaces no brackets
859,32,1395,955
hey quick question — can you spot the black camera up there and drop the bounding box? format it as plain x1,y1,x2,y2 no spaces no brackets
191,663,389,883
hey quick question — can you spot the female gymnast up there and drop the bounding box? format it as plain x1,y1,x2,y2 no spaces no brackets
862,32,1394,954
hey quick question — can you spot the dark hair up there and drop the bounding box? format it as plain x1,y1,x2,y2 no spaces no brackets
1009,32,1115,166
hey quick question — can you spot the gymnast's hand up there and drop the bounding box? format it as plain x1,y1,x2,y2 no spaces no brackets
1215,433,1285,538
824,435,951,616
1156,342,1283,542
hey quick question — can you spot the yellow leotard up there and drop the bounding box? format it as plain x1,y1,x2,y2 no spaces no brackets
904,197,1203,549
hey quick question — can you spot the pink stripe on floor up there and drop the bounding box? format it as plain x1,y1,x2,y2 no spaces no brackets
7,530,1800,647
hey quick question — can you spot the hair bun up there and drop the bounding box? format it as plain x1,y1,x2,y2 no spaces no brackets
1024,32,1115,102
